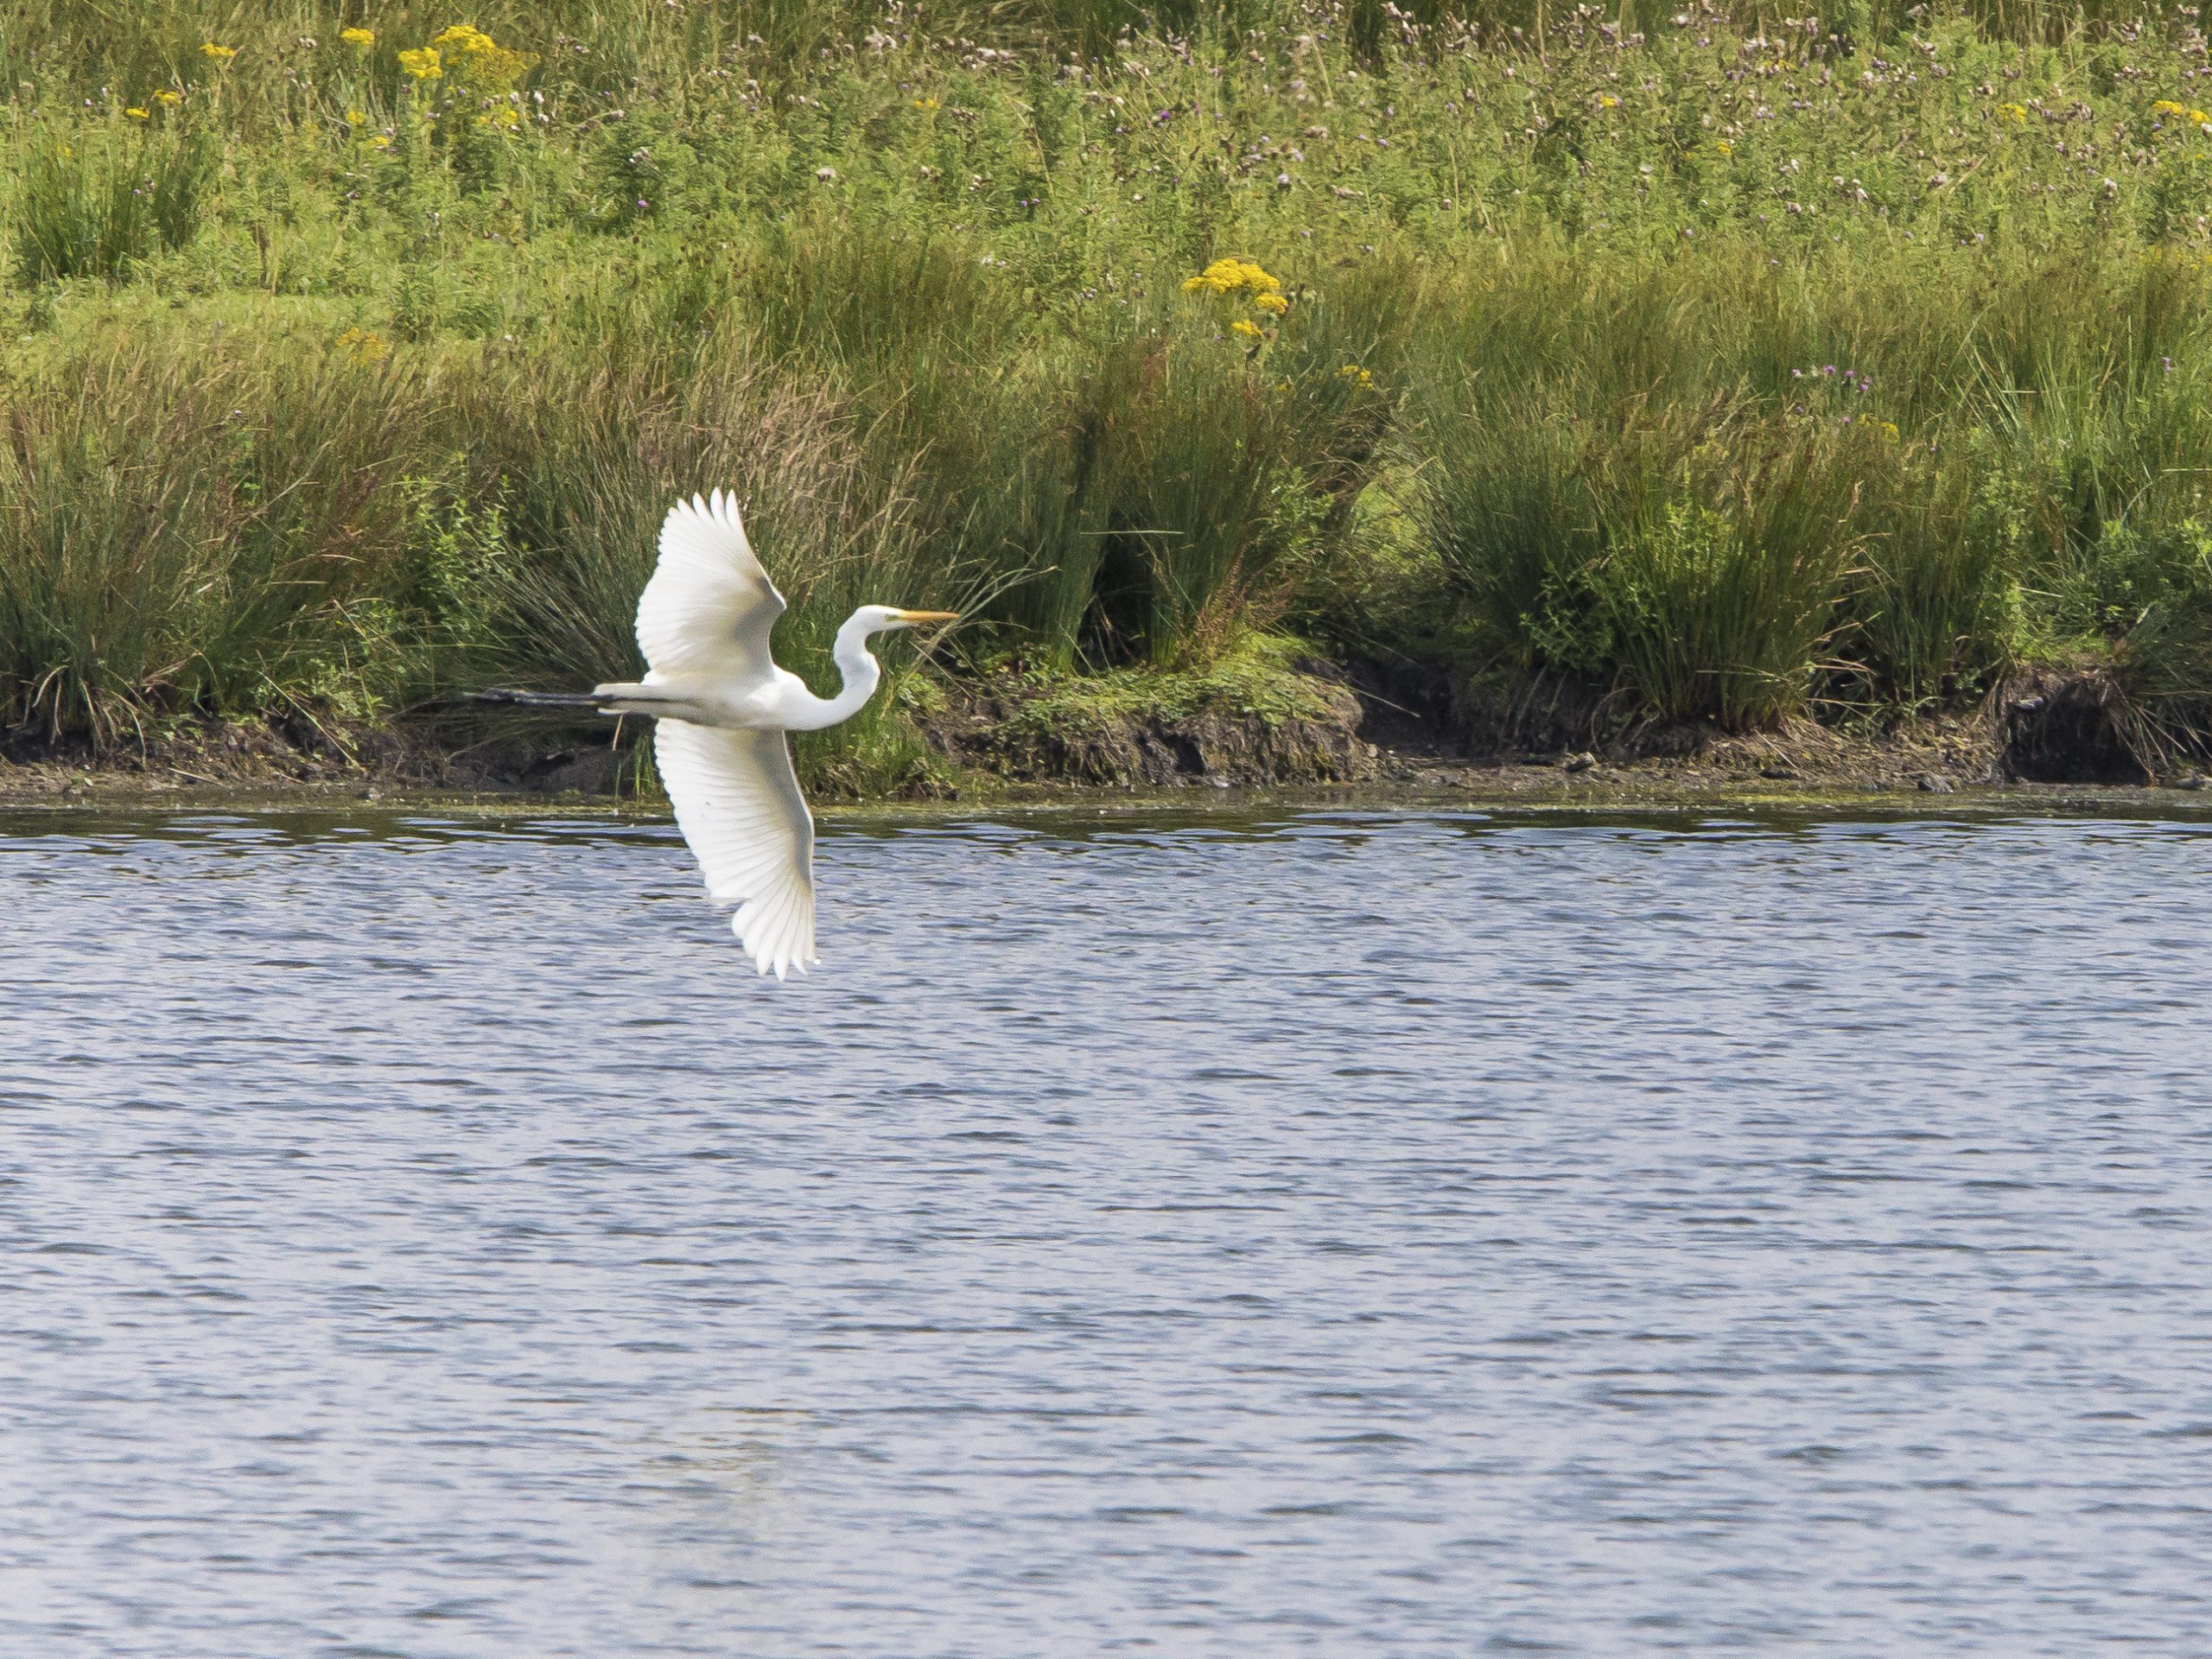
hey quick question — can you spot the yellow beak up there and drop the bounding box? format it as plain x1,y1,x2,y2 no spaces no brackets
894,610,961,625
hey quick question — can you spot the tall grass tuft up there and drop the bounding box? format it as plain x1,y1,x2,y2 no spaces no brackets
14,117,215,283
1417,384,1869,728
0,335,428,741
1411,235,2212,729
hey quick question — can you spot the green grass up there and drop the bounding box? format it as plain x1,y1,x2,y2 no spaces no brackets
5,0,2212,773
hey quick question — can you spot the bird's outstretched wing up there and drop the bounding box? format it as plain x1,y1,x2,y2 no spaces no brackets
634,489,785,680
654,719,817,979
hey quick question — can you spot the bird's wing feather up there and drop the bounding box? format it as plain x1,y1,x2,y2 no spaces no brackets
654,719,817,979
633,489,785,680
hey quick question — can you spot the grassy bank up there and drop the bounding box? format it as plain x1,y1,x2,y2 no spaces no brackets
6,1,2212,786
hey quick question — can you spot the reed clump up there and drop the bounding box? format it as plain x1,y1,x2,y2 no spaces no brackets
5,1,2212,773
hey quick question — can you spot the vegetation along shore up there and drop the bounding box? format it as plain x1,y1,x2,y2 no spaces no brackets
7,0,2212,800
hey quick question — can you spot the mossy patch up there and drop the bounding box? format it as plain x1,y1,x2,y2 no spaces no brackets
931,633,1374,787
996,633,1348,740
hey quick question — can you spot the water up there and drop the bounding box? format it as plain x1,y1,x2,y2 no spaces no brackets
3,803,2210,1657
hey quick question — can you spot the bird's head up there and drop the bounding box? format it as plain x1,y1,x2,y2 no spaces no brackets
854,605,960,634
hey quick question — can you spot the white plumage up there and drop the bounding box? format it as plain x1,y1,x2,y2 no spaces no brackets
633,489,786,681
582,490,956,978
652,721,817,980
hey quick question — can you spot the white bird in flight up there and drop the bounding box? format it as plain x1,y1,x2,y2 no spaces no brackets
487,491,956,978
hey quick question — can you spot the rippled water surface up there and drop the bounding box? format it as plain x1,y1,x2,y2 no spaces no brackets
4,803,2211,1656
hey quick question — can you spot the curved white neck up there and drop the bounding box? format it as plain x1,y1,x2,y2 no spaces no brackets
782,610,886,731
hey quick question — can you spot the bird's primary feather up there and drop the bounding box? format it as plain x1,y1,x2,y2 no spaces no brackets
653,719,817,979
633,488,785,682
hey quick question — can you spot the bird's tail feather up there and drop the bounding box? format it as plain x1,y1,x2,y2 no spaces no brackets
590,682,715,721
472,684,716,721
469,688,609,709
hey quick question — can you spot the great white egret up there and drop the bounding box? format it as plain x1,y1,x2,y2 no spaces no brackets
484,491,956,978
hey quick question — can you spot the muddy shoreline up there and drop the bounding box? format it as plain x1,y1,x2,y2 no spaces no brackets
6,779,2207,821
4,660,2206,813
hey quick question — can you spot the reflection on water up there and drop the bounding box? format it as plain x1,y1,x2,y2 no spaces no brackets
3,804,2210,1656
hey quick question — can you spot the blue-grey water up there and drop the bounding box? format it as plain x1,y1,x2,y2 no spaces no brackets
3,804,2210,1657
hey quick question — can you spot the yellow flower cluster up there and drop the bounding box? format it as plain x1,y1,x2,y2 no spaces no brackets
155,89,182,105
1875,419,1901,443
914,96,940,111
341,28,374,48
336,327,390,365
1182,257,1281,297
432,23,537,93
2152,97,2212,126
1714,138,1734,156
1185,258,1288,343
1598,94,1620,110
125,106,149,120
397,47,442,79
1339,363,1375,387
200,42,236,60
1995,101,2027,124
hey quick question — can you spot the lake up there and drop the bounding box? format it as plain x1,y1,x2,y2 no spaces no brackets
3,804,2209,1656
